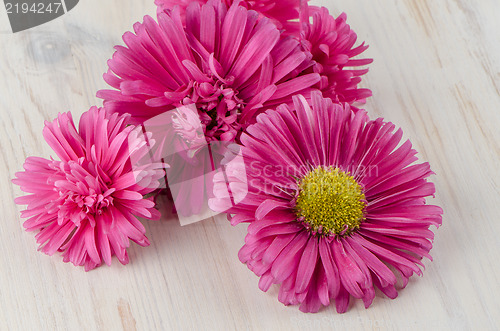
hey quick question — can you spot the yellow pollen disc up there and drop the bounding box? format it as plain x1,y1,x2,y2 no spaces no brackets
295,166,366,236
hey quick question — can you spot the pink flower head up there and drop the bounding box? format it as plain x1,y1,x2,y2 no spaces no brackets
210,92,442,313
97,0,319,143
13,107,165,271
298,5,373,108
155,0,305,33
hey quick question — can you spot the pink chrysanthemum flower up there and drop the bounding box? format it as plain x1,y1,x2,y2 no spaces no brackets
97,0,319,218
298,5,373,108
210,92,442,313
98,0,318,142
13,107,165,271
155,0,305,33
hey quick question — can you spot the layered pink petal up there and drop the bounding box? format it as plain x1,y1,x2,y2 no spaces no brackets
210,91,442,312
13,107,164,270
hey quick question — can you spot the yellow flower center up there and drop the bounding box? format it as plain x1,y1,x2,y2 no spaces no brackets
295,166,366,236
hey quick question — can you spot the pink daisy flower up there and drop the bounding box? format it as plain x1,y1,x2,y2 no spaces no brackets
209,92,442,313
13,107,165,271
155,0,305,33
298,4,373,108
97,0,318,142
97,0,319,218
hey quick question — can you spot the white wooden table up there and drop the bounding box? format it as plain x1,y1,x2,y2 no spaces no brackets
1,0,499,330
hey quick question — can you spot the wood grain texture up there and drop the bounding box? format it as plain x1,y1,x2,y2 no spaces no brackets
1,0,499,330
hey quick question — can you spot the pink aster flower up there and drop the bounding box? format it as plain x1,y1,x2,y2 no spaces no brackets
13,107,165,271
155,0,305,33
209,92,442,313
97,0,319,218
97,0,318,141
298,4,373,108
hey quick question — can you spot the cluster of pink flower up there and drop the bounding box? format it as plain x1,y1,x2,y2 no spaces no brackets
13,0,442,313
